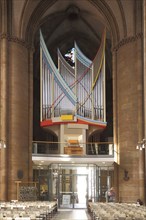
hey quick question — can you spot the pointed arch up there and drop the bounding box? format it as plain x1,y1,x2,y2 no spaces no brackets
22,0,121,50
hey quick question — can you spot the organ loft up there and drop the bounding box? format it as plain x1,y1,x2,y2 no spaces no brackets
40,29,106,154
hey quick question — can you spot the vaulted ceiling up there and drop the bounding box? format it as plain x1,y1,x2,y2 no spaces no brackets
1,0,141,60
1,0,141,141
32,0,114,76
1,0,141,77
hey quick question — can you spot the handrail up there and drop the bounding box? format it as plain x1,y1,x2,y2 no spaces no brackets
32,140,113,144
32,141,114,156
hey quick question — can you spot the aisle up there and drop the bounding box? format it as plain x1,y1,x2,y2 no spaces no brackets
52,209,91,220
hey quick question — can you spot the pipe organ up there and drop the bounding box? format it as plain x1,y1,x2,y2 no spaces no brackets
40,29,107,127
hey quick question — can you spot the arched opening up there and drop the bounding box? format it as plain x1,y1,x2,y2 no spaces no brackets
21,0,121,205
30,2,115,205
32,3,113,147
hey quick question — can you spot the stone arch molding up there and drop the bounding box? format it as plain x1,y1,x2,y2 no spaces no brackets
21,0,122,48
1,1,142,51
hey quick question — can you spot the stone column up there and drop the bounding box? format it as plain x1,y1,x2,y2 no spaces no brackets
112,49,119,201
0,36,9,201
112,50,119,162
143,0,146,205
0,36,34,200
115,35,144,202
136,35,145,203
27,49,34,182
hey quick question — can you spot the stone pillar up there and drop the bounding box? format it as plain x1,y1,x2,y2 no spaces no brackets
112,50,119,163
114,35,144,202
8,39,33,200
143,0,146,205
0,36,33,201
0,37,9,201
112,49,120,201
27,49,34,182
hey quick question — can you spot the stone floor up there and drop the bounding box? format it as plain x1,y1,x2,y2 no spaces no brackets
52,209,91,220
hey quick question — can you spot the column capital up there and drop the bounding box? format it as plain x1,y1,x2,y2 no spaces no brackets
112,32,143,52
0,33,34,51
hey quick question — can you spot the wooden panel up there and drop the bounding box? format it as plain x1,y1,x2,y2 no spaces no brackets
64,146,83,155
68,140,79,144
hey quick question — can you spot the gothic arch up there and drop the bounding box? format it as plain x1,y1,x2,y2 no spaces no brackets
21,0,123,49
23,0,116,145
89,0,120,46
117,0,127,38
23,0,56,46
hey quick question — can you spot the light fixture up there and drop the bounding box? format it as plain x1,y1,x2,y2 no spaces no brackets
0,140,6,149
136,139,146,150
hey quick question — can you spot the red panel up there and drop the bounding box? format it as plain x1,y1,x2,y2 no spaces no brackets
40,119,106,128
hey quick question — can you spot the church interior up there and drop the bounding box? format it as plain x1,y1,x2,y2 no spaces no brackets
0,0,146,219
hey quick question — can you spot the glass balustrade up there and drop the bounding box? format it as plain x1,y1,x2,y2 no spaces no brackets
32,142,114,157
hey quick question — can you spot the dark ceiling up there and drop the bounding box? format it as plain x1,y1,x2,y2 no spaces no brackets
34,3,111,70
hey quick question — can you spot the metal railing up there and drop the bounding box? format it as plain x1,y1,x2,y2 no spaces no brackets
32,141,114,157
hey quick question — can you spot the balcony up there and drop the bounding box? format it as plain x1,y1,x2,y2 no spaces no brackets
32,142,115,167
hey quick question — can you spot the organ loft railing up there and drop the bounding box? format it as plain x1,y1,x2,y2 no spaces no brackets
40,29,106,125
